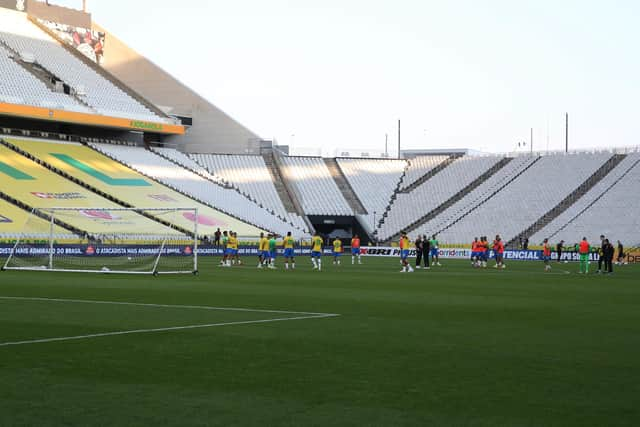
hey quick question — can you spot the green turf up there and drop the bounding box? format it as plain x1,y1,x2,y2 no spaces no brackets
1,257,639,426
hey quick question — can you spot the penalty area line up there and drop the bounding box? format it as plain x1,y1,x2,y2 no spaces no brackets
0,296,338,316
0,296,340,347
0,313,339,348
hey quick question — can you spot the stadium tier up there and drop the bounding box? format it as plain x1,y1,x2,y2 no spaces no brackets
0,7,169,123
87,143,306,238
411,154,538,238
437,152,613,244
0,197,70,240
400,155,450,189
3,137,262,237
0,142,184,238
187,153,309,233
0,43,89,113
531,152,640,245
336,158,406,232
279,156,353,216
377,155,504,241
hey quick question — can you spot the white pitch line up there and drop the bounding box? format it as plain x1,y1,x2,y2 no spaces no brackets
0,314,337,348
0,296,340,347
0,296,338,316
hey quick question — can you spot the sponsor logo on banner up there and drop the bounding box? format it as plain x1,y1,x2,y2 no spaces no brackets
0,214,12,223
148,194,178,202
184,246,193,255
79,210,120,221
182,212,227,227
130,121,163,131
85,245,96,255
31,192,86,199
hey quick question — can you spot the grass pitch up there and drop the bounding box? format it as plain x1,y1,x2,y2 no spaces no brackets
1,256,639,426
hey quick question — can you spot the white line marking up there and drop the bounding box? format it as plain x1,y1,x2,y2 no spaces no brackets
0,296,340,347
0,296,338,316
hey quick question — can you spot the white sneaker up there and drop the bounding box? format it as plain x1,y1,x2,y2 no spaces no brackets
416,266,421,269
437,263,442,266
400,269,406,273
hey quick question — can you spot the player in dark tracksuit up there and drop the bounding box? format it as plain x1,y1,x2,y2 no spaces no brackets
422,234,430,268
556,240,564,262
597,235,606,273
415,236,424,268
602,239,614,274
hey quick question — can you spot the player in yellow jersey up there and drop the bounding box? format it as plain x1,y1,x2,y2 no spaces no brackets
225,231,238,267
332,238,343,265
310,232,323,271
282,231,296,270
399,232,414,273
257,232,269,269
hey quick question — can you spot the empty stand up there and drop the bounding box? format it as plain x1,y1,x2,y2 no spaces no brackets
336,158,406,232
0,141,179,239
400,155,452,191
377,155,504,241
4,137,261,237
0,44,89,112
90,143,307,237
437,152,613,244
188,152,309,233
509,153,627,246
279,156,354,216
414,155,540,238
0,196,71,240
0,8,169,123
531,152,640,246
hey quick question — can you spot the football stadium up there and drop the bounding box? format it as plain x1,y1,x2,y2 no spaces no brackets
1,1,639,425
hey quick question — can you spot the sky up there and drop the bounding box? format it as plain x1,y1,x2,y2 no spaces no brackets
52,0,639,155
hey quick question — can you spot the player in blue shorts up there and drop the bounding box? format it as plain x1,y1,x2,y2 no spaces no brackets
268,234,277,269
399,232,414,273
310,232,323,271
282,231,295,270
332,237,343,265
429,234,441,266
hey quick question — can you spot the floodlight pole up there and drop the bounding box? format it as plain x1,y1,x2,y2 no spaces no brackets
530,128,533,154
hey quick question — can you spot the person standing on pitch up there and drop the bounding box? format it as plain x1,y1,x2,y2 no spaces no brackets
597,234,606,273
578,237,591,274
542,238,552,271
283,231,296,270
351,234,362,264
493,235,505,269
414,235,424,269
429,234,441,266
399,232,414,273
556,240,564,263
214,228,221,247
257,232,269,268
332,237,343,265
268,234,278,269
602,239,614,274
422,235,430,269
616,240,626,265
310,232,323,271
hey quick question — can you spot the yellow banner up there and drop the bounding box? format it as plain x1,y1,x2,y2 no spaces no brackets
0,102,185,135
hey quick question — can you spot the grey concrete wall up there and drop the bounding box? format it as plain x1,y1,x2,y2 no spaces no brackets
93,23,261,154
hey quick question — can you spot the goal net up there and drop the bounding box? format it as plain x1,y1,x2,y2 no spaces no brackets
2,207,198,275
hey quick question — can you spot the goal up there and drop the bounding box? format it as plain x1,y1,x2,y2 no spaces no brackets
2,207,198,275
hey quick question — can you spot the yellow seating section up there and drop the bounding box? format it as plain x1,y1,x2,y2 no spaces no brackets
8,138,262,237
0,198,66,234
0,144,180,236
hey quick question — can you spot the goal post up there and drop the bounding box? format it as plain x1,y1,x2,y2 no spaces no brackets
2,207,199,275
